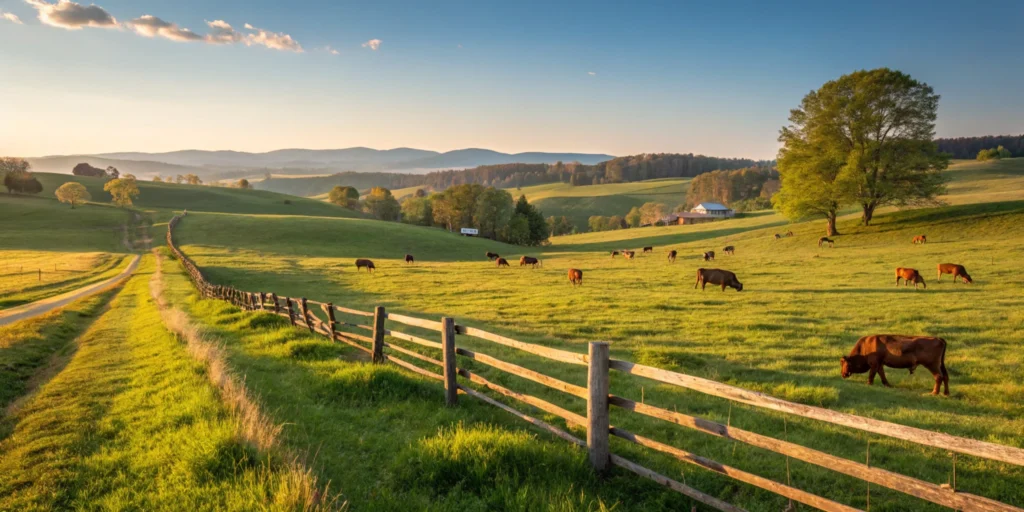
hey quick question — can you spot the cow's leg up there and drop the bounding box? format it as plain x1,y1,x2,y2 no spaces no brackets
895,276,901,287
941,362,950,396
930,369,943,395
721,283,726,291
876,365,892,387
867,367,877,385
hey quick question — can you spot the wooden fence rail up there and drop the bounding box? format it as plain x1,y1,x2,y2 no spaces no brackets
166,214,1024,512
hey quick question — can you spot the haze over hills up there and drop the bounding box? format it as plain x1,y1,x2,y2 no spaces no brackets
26,147,616,180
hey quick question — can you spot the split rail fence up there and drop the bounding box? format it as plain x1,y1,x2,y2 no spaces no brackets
167,214,1024,512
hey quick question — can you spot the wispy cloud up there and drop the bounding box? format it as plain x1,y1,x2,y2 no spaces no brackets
127,15,201,42
321,45,340,55
2,11,23,24
588,71,597,76
361,38,381,51
204,19,244,44
243,23,303,52
25,0,117,30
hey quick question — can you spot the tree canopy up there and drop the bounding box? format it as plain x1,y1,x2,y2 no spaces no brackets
55,182,91,208
362,187,401,221
976,146,1012,161
104,178,140,207
774,68,947,234
327,185,360,208
2,158,42,195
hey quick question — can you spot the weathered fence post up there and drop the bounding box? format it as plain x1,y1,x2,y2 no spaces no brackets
258,293,266,310
371,306,386,363
442,317,458,406
322,303,337,339
285,298,296,326
587,341,610,472
300,298,314,333
271,293,280,314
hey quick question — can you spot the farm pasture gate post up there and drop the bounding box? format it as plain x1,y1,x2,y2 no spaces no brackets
372,306,386,363
588,341,610,472
442,317,458,406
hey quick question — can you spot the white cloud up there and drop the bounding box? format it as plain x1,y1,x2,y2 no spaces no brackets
24,0,117,30
204,19,243,44
2,12,23,24
127,15,201,42
588,71,596,76
244,23,303,52
361,38,381,51
322,45,339,55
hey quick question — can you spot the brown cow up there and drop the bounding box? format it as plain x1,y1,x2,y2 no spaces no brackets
520,256,541,268
623,250,636,260
818,237,834,248
404,254,414,264
912,235,927,244
841,335,949,395
895,267,926,289
937,263,973,284
702,251,715,261
723,245,735,255
355,258,376,272
667,250,677,263
694,268,743,292
643,246,653,254
496,257,510,267
486,251,500,261
785,230,794,237
774,233,782,240
568,268,583,287
611,251,619,258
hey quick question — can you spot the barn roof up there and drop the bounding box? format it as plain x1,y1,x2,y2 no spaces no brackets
694,202,731,211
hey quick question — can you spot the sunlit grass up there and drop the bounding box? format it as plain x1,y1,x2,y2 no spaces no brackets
0,251,131,309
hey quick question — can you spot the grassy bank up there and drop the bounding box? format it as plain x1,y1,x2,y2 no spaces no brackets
0,256,327,510
0,252,132,309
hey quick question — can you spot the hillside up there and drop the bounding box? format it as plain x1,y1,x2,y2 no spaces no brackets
517,178,691,230
31,173,361,218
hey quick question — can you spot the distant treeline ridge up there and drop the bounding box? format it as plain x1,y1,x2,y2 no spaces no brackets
936,134,1024,159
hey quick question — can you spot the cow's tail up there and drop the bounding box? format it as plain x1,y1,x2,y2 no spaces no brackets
940,339,949,382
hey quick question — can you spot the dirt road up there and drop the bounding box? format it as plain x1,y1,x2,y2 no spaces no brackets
0,255,141,327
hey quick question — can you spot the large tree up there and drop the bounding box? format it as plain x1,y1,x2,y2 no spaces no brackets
2,158,43,195
104,178,140,207
55,182,91,208
775,68,947,232
473,187,514,240
362,186,401,221
327,185,360,208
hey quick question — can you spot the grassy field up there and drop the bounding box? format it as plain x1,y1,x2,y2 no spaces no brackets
942,158,1024,205
514,179,691,231
0,257,323,510
31,172,361,218
0,251,133,309
172,186,1024,510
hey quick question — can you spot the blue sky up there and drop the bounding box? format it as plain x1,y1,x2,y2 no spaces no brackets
1,0,1021,159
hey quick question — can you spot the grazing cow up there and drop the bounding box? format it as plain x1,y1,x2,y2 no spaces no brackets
355,258,376,272
611,251,619,258
841,335,949,395
623,250,636,260
785,230,794,237
568,268,583,287
643,246,653,254
404,254,414,264
694,268,743,292
496,257,510,267
937,263,973,284
912,235,927,244
486,252,500,261
723,245,735,255
818,237,835,248
702,251,715,262
667,250,677,263
520,256,541,268
895,267,926,289
774,233,782,240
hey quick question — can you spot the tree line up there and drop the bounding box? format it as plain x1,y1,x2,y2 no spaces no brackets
686,166,779,212
936,134,1023,159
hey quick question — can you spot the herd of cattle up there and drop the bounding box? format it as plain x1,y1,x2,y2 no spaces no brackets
346,232,971,395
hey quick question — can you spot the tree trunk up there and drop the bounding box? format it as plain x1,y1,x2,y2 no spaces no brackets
861,202,876,226
826,212,839,236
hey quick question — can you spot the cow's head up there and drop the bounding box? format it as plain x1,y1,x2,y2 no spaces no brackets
840,355,869,378
962,273,973,284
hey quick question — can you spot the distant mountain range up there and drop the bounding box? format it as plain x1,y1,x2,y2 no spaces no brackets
27,147,615,180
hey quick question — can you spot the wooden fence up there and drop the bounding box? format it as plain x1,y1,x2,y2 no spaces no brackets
166,214,1024,512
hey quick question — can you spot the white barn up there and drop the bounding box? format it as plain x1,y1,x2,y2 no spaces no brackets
690,202,735,218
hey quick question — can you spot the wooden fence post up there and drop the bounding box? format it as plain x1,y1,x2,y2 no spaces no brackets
285,298,296,326
258,293,266,310
371,306,386,363
442,317,458,406
323,303,337,338
300,298,313,333
271,293,280,314
588,341,610,472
